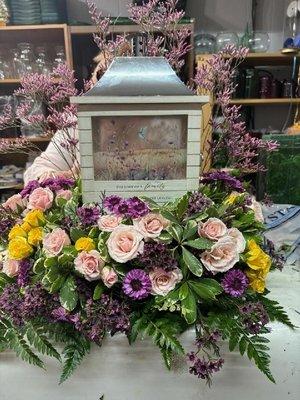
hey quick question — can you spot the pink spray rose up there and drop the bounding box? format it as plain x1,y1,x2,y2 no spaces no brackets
74,250,105,281
201,236,240,274
98,215,123,232
28,187,54,211
43,228,71,257
56,189,73,201
133,213,170,239
198,218,227,241
227,228,246,254
101,266,118,288
107,225,144,263
3,194,27,212
2,259,20,277
149,267,183,296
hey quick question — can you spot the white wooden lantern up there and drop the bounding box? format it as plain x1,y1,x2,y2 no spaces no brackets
71,57,209,204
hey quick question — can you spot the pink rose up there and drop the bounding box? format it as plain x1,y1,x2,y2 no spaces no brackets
107,225,144,263
28,187,54,211
133,213,170,239
56,189,73,201
3,194,27,212
201,236,239,274
227,228,246,253
149,267,183,296
74,250,105,281
198,218,227,241
98,215,123,232
101,266,118,287
43,228,71,257
2,259,20,277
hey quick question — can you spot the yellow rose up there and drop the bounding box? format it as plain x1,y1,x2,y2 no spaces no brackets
246,239,271,272
8,225,27,240
23,210,45,227
75,237,95,252
8,237,33,260
224,192,240,205
28,227,43,247
20,222,32,233
246,268,268,294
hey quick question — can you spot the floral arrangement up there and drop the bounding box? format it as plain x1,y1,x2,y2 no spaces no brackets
0,175,293,385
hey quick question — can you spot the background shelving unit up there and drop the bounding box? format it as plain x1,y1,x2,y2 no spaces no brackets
0,20,195,197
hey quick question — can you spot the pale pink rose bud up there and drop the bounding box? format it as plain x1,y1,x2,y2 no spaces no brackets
28,187,54,211
201,236,240,274
42,228,71,257
198,218,227,241
149,267,183,296
3,194,27,212
227,228,246,253
101,266,118,288
133,213,170,239
56,189,73,201
98,215,123,232
2,259,20,277
107,225,144,263
74,250,105,281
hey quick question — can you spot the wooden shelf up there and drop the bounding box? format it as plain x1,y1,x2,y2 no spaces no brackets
196,51,300,66
1,136,51,143
229,98,300,105
0,79,21,84
0,183,23,191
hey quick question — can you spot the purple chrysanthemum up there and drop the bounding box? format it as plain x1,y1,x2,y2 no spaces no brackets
40,177,75,191
221,269,248,297
77,205,101,225
126,197,150,218
201,171,244,193
123,269,152,300
103,195,123,213
20,180,40,198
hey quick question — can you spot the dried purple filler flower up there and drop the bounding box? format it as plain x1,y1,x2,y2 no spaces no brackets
139,242,178,271
20,180,40,198
17,259,31,288
40,176,75,191
187,192,212,217
123,269,152,300
221,269,249,297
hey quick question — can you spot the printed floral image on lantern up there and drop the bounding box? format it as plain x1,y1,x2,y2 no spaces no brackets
92,115,187,181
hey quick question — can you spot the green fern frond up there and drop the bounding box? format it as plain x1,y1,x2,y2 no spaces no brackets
26,322,61,361
258,297,295,328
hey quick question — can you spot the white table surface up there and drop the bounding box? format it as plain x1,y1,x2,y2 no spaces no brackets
0,265,299,400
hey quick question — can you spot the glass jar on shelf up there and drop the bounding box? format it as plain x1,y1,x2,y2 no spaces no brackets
216,32,239,52
195,33,216,54
245,31,271,53
9,48,23,79
35,46,51,75
0,51,10,79
53,45,66,69
18,42,34,75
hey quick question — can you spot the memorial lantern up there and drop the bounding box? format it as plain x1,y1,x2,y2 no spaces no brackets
71,57,209,203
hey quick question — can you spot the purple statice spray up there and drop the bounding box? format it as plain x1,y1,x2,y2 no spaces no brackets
122,269,152,300
221,269,249,297
77,205,101,226
17,259,31,288
20,180,40,198
139,242,178,271
187,192,212,217
239,302,270,334
40,177,75,191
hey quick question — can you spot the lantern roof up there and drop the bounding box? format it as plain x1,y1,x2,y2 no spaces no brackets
84,57,194,97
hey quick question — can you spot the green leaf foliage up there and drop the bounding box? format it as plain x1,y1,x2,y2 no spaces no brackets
93,282,106,301
182,220,198,241
175,194,189,219
167,224,183,243
258,296,295,329
188,279,223,301
59,335,91,384
183,237,213,250
181,247,203,277
0,272,14,294
59,276,78,311
26,322,61,361
181,287,197,324
70,227,86,243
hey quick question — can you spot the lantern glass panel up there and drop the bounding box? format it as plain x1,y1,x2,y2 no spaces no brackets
92,115,187,181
